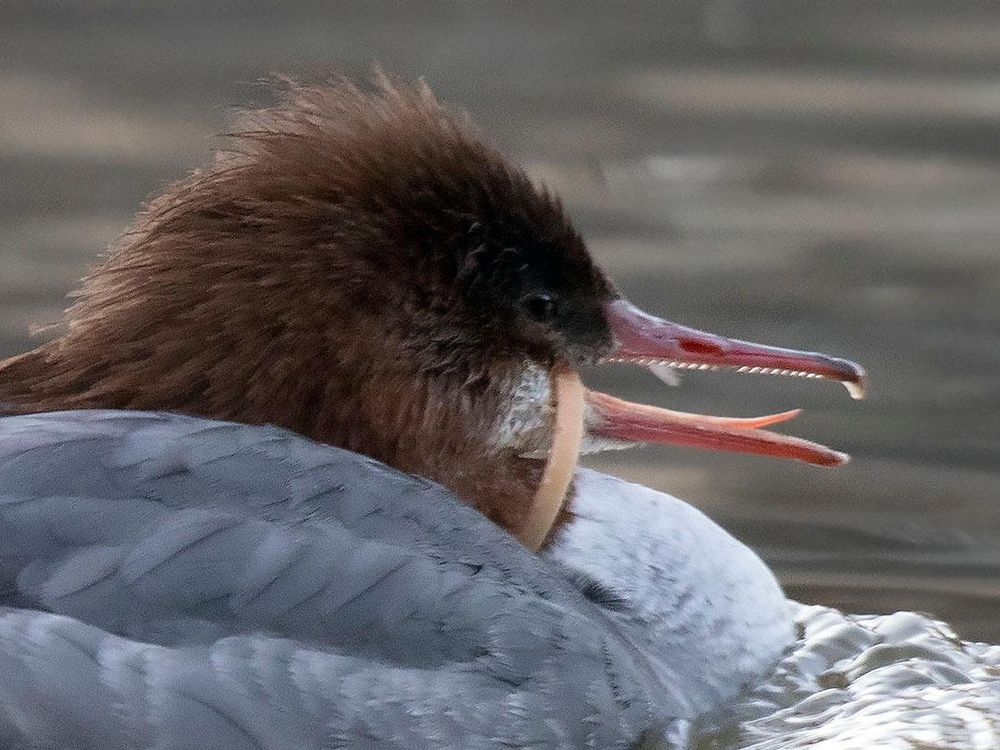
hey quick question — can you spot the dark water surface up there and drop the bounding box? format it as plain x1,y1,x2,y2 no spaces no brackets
1,2,999,643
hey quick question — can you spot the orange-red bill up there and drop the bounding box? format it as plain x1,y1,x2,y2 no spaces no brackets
586,390,849,467
604,299,868,399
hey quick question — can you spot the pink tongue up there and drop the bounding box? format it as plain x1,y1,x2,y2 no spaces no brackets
586,390,849,467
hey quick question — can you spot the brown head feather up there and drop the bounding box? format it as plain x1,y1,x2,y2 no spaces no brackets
0,74,616,534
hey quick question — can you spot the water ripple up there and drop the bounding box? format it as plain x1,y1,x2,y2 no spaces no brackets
701,604,1000,749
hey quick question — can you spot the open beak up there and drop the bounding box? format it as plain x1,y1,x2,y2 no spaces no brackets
587,299,867,466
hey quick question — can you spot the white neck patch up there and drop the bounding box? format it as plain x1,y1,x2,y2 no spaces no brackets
490,362,553,453
491,363,641,457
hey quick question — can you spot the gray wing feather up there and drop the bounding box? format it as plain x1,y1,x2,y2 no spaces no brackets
0,607,657,750
0,410,683,749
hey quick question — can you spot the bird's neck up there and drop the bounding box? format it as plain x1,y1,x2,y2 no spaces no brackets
306,361,553,533
0,334,551,534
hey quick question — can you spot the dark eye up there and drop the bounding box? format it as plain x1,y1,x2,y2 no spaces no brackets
523,293,558,322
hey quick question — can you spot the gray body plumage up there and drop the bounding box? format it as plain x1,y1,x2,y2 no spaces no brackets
0,410,793,749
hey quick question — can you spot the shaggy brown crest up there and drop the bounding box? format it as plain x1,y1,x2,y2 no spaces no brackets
0,75,617,534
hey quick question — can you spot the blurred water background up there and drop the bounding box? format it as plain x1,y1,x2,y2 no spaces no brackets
1,1,998,643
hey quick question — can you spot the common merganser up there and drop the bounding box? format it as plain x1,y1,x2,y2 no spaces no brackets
0,75,867,749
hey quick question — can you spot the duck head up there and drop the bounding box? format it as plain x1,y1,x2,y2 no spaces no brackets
0,74,865,547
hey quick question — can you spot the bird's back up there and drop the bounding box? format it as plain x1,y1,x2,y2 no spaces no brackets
0,409,695,749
